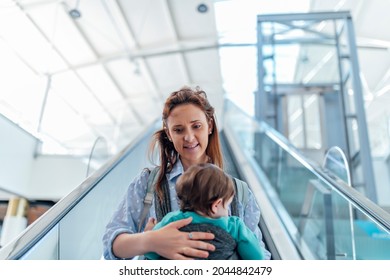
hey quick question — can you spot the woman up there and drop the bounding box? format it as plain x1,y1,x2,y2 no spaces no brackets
102,86,271,260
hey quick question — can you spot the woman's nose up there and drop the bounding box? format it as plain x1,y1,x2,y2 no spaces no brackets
184,131,194,142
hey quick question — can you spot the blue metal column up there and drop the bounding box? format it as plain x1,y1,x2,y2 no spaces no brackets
255,11,377,202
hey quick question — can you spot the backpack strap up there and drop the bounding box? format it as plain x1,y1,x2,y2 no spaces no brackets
231,177,250,217
138,167,160,232
139,170,250,229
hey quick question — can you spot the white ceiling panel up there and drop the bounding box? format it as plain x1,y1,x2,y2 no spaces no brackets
367,96,390,125
51,71,114,125
311,0,362,14
76,64,125,107
27,2,97,65
118,0,177,47
105,58,154,98
354,0,390,41
72,0,136,56
169,0,218,40
186,49,223,85
40,92,95,143
0,5,67,73
128,96,163,124
359,48,390,91
147,54,188,91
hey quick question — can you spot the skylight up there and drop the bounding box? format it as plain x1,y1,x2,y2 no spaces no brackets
213,0,310,115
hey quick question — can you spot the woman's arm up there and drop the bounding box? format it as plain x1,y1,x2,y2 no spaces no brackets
113,217,216,259
102,169,150,259
243,187,272,260
102,169,216,260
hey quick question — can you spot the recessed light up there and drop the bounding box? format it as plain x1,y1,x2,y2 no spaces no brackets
197,3,208,13
69,9,81,19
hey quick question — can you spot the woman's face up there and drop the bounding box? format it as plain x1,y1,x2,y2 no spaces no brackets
166,104,213,170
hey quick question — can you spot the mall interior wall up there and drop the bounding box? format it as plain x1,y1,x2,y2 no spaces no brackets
0,115,86,201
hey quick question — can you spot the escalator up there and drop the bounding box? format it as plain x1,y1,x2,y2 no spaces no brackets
1,101,390,260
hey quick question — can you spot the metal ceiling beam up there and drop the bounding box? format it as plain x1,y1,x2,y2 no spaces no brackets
14,1,118,128
0,36,39,76
276,22,334,40
12,1,122,151
164,0,193,84
113,0,164,102
49,36,387,76
374,68,390,93
51,41,251,73
258,11,352,22
61,1,145,125
15,0,61,9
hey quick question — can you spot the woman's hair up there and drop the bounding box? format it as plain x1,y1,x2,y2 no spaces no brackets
176,163,234,216
149,86,223,200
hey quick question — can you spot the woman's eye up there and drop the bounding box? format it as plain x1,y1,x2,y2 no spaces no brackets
193,124,201,129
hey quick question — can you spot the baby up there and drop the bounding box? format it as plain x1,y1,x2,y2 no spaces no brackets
144,163,264,260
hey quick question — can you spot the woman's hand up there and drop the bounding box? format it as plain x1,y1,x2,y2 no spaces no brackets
150,217,215,260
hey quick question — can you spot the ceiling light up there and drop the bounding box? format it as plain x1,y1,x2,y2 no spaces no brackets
69,0,82,19
197,3,208,13
69,9,81,19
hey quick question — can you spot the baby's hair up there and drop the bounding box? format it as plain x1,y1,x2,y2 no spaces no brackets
176,163,235,216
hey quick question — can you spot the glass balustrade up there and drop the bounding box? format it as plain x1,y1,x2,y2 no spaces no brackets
224,99,390,260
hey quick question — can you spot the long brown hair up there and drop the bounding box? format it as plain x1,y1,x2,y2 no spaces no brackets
149,86,223,200
176,163,234,216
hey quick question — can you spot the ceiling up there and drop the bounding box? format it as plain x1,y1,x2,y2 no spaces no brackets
0,0,389,159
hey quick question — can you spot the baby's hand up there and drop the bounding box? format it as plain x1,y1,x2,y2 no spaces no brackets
144,217,157,231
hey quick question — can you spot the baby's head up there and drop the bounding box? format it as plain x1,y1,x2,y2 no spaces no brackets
176,163,235,218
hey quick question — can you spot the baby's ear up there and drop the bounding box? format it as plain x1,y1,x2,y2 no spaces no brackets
211,198,223,214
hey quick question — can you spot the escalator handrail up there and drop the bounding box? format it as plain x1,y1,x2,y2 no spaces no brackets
0,119,159,259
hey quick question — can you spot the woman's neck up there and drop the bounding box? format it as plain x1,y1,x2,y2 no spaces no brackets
180,155,210,171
